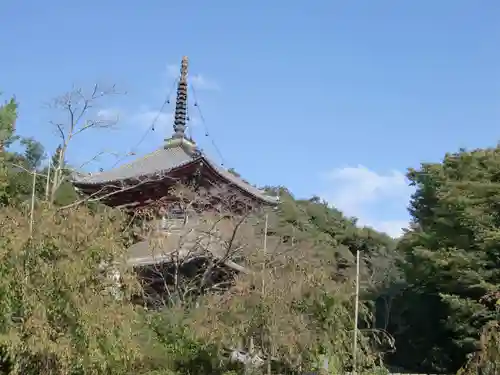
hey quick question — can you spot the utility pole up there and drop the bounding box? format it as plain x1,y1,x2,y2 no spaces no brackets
29,169,37,236
353,248,361,374
263,212,271,375
45,154,51,201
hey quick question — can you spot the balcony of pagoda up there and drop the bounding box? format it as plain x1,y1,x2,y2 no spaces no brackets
126,208,249,308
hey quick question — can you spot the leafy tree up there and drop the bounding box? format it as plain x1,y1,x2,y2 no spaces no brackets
0,95,18,151
268,187,398,282
0,95,76,207
0,94,18,205
390,147,500,373
19,137,45,170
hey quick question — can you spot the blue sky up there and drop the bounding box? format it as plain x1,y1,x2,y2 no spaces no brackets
1,1,499,237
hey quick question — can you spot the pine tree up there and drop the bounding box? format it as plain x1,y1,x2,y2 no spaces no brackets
396,147,500,372
20,137,45,170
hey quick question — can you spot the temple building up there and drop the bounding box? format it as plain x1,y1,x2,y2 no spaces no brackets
72,57,278,304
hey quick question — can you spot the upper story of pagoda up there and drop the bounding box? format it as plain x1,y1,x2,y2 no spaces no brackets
71,56,278,209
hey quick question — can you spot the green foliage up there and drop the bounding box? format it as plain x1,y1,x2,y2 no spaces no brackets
179,247,389,373
19,137,45,170
0,95,18,150
269,188,399,289
0,182,392,375
145,309,230,375
0,95,18,205
0,205,146,375
0,97,50,207
7,83,500,375
0,91,407,374
0,142,77,208
390,147,500,373
51,145,63,170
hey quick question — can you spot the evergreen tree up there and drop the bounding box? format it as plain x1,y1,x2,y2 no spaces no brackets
0,95,18,205
392,147,500,372
20,137,45,170
0,95,18,152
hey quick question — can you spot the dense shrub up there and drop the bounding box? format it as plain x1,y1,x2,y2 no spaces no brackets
0,205,145,374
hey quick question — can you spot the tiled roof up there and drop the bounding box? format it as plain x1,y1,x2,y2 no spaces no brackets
202,156,278,205
126,238,249,273
71,145,278,205
72,146,194,184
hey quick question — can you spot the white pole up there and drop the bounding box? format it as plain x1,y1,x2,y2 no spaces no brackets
353,249,360,374
45,154,51,201
261,212,269,293
263,213,268,253
262,212,270,375
29,169,37,236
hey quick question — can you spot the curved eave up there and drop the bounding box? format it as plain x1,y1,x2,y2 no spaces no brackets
71,167,189,190
199,157,279,206
70,152,279,206
71,159,197,188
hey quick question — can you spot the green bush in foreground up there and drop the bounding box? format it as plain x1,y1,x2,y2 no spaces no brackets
0,201,388,374
0,206,145,374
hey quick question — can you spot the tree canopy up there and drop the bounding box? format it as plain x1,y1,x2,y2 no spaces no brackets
385,147,500,373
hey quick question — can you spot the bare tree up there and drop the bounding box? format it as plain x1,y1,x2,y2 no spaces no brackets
47,84,121,204
128,184,270,308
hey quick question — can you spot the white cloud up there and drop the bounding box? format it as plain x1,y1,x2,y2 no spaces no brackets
321,165,414,238
166,63,220,91
132,108,201,134
190,74,220,91
132,110,173,133
373,220,411,239
96,108,121,124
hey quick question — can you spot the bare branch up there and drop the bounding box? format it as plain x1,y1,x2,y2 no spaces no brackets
50,121,66,144
5,162,49,178
58,176,161,211
46,83,124,205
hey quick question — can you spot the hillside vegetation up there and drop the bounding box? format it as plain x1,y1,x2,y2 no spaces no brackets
1,93,499,374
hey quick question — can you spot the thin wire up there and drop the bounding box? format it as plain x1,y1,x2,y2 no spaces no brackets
190,83,226,166
111,79,178,168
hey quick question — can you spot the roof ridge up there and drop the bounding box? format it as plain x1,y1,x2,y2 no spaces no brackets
115,147,167,172
85,145,189,178
72,145,195,184
72,145,278,205
200,155,279,203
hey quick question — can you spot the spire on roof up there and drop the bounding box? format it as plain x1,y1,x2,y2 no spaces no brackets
172,56,188,139
165,56,198,155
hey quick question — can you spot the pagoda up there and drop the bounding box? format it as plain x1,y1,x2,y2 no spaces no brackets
72,56,277,210
72,57,278,301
